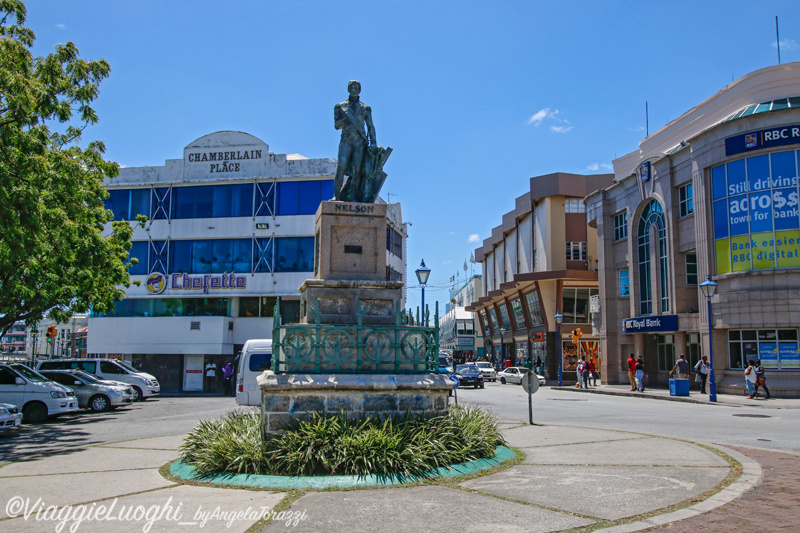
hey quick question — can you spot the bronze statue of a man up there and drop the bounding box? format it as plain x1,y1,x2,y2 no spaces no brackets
333,80,391,203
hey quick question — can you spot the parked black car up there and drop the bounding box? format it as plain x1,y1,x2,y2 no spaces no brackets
455,364,484,389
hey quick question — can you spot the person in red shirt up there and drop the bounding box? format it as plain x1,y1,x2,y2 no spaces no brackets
626,354,637,391
589,358,597,386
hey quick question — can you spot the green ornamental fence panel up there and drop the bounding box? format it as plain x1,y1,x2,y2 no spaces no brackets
272,298,440,374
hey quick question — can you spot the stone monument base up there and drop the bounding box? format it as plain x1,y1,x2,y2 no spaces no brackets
298,279,403,326
258,372,456,435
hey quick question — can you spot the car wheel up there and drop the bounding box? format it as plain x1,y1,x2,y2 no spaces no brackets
131,386,143,402
500,377,506,384
22,402,48,424
89,395,110,413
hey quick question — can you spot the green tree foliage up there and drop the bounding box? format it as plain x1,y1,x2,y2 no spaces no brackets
0,0,140,337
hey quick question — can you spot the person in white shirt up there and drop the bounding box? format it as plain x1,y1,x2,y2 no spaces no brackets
694,355,709,394
204,361,218,392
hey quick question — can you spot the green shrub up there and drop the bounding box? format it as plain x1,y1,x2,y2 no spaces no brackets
180,406,505,478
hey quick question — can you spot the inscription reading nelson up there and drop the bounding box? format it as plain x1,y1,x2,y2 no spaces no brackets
188,149,263,173
334,203,375,214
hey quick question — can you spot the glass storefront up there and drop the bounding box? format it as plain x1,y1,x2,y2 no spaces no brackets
728,329,799,369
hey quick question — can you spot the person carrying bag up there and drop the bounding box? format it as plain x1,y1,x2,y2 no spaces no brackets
694,355,709,394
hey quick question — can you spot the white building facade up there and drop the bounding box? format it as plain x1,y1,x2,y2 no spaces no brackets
89,131,406,393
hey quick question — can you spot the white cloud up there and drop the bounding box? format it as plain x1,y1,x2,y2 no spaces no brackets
773,38,799,51
468,234,480,243
629,125,646,132
585,162,612,172
449,231,456,235
55,24,65,29
528,107,572,133
527,108,552,125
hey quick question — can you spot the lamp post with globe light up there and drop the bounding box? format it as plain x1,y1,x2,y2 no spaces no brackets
555,311,563,387
699,275,718,402
415,259,431,326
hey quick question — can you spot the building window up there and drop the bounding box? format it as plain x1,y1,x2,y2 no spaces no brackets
566,241,587,261
523,290,545,327
561,287,598,324
565,198,586,213
510,298,526,330
386,227,403,258
686,253,698,285
728,329,799,370
656,335,675,371
276,180,335,216
614,211,628,241
619,269,630,296
679,182,694,217
637,199,668,314
498,304,511,329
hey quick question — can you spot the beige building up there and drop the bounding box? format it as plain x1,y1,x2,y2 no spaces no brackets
468,172,613,379
587,62,800,397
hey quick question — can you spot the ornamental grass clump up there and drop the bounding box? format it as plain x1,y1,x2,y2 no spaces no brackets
180,406,505,478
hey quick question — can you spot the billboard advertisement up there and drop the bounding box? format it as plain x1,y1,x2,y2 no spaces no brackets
712,149,800,274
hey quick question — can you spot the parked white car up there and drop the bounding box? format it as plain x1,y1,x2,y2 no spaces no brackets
38,370,134,412
474,361,497,382
0,402,23,435
37,358,159,401
498,366,546,386
0,363,79,423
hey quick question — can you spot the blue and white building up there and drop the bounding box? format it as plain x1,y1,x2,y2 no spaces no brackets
89,131,407,393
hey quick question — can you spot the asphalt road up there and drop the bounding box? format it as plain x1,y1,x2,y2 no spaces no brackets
0,396,239,465
2,383,798,467
457,381,800,454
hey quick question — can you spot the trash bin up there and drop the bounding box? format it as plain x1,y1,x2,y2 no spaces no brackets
669,378,690,396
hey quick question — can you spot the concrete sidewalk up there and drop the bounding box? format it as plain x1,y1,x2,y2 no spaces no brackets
551,382,800,408
0,424,762,532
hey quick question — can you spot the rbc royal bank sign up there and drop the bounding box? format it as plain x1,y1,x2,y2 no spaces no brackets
622,315,678,333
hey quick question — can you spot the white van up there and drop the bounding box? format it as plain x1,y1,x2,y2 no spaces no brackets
37,358,160,401
0,363,79,423
235,339,272,406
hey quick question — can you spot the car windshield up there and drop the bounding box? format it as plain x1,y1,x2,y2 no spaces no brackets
456,365,478,373
11,364,50,382
475,362,492,368
115,360,140,373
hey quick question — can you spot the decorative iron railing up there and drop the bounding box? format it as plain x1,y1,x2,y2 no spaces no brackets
272,298,440,374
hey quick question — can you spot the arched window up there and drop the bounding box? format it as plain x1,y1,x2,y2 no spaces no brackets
637,199,669,315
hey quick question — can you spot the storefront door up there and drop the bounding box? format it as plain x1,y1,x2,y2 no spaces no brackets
183,354,204,391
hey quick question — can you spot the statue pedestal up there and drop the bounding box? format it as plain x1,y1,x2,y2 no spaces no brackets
300,201,402,325
266,200,450,436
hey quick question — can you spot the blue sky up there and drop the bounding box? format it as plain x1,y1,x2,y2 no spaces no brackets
24,0,800,314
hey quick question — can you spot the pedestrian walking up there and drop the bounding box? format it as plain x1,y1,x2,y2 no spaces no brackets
635,356,646,392
576,357,585,388
694,355,709,394
204,360,218,393
744,359,758,398
754,359,771,399
535,356,543,375
588,358,597,386
627,353,637,391
581,355,590,388
222,361,234,395
669,354,690,379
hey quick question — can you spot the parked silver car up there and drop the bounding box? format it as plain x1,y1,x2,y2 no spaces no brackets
38,370,133,412
498,366,546,386
0,403,22,435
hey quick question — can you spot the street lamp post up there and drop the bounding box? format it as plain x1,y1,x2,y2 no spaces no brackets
555,311,563,387
700,275,718,402
499,327,505,370
415,259,431,326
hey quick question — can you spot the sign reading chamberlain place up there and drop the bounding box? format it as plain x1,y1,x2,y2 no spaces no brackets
622,314,678,333
187,149,263,173
726,124,800,156
711,148,800,274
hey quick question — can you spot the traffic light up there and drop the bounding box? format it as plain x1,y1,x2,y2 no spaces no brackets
46,325,57,343
571,328,583,345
